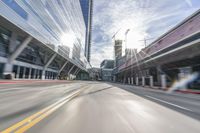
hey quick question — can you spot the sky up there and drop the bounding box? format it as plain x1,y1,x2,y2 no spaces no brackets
90,0,200,68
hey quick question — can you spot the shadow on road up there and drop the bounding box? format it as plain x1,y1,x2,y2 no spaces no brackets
79,86,113,97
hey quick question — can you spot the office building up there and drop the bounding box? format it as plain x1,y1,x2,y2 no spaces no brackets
0,0,89,79
79,0,93,62
114,40,122,67
100,60,114,81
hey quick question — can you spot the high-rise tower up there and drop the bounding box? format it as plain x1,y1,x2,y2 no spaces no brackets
79,0,93,63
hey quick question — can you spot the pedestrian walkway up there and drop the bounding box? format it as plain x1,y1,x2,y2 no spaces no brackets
0,80,71,84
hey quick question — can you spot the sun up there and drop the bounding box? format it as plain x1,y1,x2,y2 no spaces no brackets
60,33,76,48
126,30,145,50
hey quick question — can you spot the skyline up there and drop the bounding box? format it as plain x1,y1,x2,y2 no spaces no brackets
90,0,200,67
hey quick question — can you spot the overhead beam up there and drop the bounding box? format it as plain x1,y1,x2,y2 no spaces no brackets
42,53,57,80
44,53,57,69
68,65,75,75
75,69,81,76
58,61,69,75
73,68,79,75
9,36,32,63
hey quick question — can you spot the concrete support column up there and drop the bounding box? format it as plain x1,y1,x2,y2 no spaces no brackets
58,61,69,75
131,77,134,85
73,68,79,75
9,32,17,53
161,74,167,89
47,71,49,79
41,70,45,80
16,66,20,79
128,77,130,84
68,65,75,76
51,72,53,79
49,72,51,79
3,32,17,77
142,76,145,86
9,36,33,63
35,69,39,79
37,70,39,79
3,36,32,78
51,72,54,79
42,53,57,80
28,68,32,79
38,70,41,79
22,67,26,79
113,76,116,82
45,53,57,69
48,72,50,79
136,77,139,86
75,69,81,76
157,65,162,85
3,63,13,76
150,76,153,88
33,69,36,79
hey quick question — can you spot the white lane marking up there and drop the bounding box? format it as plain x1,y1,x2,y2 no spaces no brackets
145,95,193,112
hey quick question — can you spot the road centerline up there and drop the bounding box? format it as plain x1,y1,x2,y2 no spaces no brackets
1,85,87,133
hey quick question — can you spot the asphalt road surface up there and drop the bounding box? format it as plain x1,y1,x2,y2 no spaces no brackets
0,81,200,133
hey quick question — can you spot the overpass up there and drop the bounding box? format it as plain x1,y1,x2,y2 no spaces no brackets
114,9,200,89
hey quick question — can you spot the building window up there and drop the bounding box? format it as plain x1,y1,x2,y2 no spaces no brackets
0,26,11,57
2,0,28,20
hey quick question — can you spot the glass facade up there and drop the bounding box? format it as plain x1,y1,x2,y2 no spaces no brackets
0,25,11,57
0,0,88,67
79,0,93,62
79,0,89,28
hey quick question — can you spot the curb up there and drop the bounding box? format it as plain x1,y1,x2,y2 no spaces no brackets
118,83,200,95
175,90,200,94
0,80,72,84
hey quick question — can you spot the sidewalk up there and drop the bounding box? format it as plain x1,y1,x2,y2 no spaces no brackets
112,82,200,95
0,80,71,84
149,85,200,95
147,85,200,95
175,89,200,94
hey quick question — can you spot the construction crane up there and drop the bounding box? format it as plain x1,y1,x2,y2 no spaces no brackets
139,37,154,48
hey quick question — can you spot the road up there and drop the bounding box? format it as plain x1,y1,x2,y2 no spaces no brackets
111,83,200,120
0,81,199,133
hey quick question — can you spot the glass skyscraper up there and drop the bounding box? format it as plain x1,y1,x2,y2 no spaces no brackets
79,0,93,63
0,0,90,79
0,0,87,63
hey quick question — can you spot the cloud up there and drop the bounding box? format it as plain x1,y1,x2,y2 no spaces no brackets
185,0,193,7
91,0,200,67
90,43,114,67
